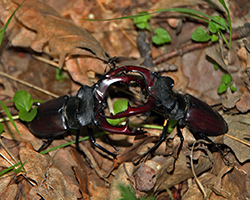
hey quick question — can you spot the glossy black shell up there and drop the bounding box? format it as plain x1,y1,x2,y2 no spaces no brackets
181,94,228,136
28,95,69,138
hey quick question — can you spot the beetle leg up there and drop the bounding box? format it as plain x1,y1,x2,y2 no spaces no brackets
198,132,231,165
87,126,117,158
75,130,80,150
103,133,119,151
176,123,184,156
37,137,54,152
133,119,170,165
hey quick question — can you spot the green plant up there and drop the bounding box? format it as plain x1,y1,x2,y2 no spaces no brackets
152,28,171,45
106,99,130,126
0,4,23,135
0,162,25,177
0,4,22,46
133,12,171,45
13,90,38,122
132,0,231,48
118,184,155,200
217,74,236,94
191,15,227,43
56,68,67,80
133,12,151,30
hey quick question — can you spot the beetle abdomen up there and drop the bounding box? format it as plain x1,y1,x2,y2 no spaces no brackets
28,95,69,138
183,94,228,136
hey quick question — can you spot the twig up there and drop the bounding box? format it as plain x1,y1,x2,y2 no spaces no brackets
190,141,207,199
32,55,67,71
0,115,19,122
225,133,250,147
153,23,250,65
0,71,59,98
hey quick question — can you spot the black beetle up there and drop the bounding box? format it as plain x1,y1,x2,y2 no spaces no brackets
103,66,228,158
28,69,147,157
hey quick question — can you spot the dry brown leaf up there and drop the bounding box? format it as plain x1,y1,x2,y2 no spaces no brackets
11,0,110,68
223,114,250,163
155,151,213,192
0,184,18,200
70,148,90,199
29,168,77,200
108,163,134,200
182,48,224,102
222,91,241,109
236,91,250,112
19,147,49,185
134,163,155,192
206,46,228,71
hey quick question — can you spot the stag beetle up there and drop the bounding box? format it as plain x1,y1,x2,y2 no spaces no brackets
28,67,149,157
103,66,228,158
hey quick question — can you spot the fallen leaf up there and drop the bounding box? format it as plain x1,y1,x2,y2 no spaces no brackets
135,163,155,192
236,91,250,112
12,0,110,68
19,147,49,185
155,151,213,192
108,163,134,200
223,114,250,163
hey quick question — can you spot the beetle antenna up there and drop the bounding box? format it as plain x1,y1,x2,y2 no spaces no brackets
104,56,117,73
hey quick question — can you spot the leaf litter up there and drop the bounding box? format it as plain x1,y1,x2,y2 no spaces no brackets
0,0,250,199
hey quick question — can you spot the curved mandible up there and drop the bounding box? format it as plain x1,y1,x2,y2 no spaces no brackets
105,66,156,88
104,96,156,119
94,75,145,102
96,113,143,135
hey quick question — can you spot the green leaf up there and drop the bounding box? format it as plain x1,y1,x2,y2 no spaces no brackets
107,99,129,126
0,3,22,46
0,100,20,134
222,74,231,85
191,27,211,42
19,107,37,122
218,83,228,94
210,16,227,31
13,90,33,112
133,12,151,29
113,99,129,114
211,34,219,42
118,185,138,200
56,68,66,80
208,20,218,33
213,62,219,70
13,161,26,174
118,184,155,200
230,85,237,92
0,123,4,134
218,0,232,49
0,162,23,177
167,119,178,133
152,28,171,45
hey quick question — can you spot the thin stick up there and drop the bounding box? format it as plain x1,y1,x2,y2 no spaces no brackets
0,71,59,98
225,133,250,147
190,141,207,199
32,55,67,71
